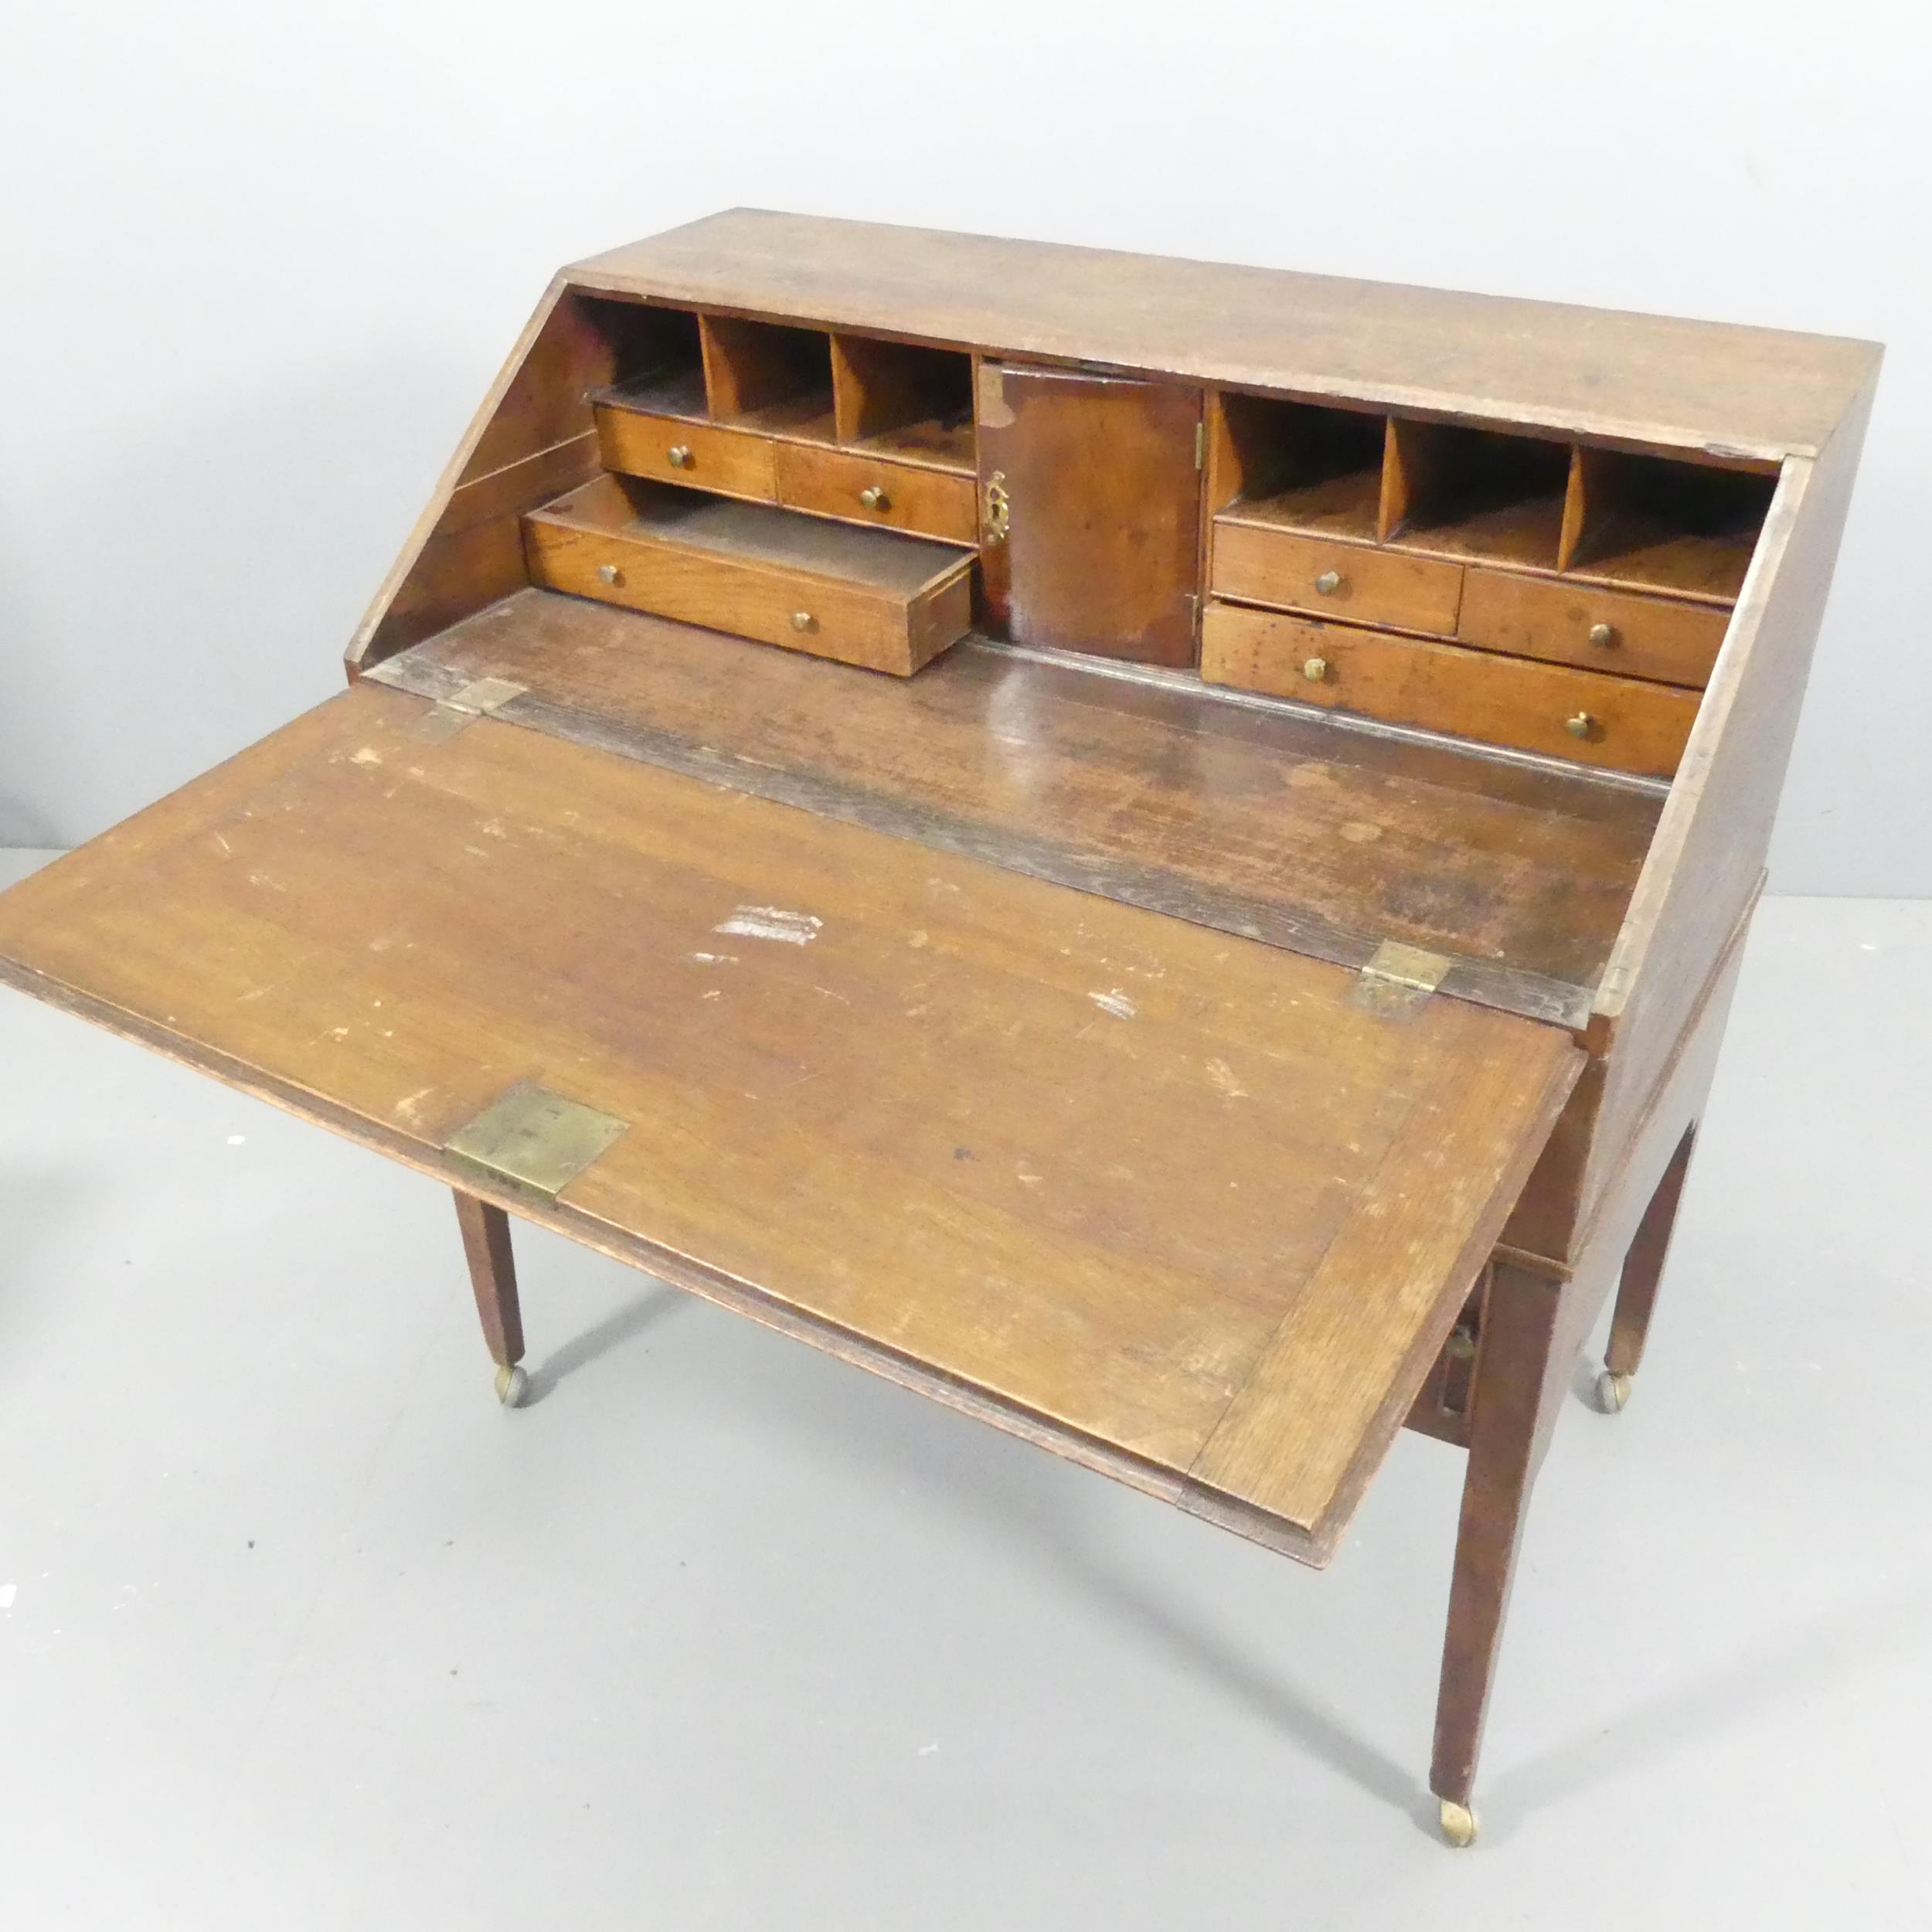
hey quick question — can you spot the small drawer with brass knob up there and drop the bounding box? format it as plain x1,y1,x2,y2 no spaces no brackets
774,443,976,543
1458,568,1729,689
592,403,777,502
522,474,975,678
1211,522,1462,635
1198,600,1699,779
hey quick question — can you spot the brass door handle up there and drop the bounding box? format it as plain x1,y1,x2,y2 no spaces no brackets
859,485,891,511
1302,656,1328,682
1315,570,1343,595
1565,712,1597,740
1587,621,1618,647
666,444,692,468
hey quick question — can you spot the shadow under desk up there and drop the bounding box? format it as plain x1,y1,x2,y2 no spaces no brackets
366,588,1664,1033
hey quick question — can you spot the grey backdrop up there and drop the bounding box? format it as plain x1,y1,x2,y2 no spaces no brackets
3,5,1927,892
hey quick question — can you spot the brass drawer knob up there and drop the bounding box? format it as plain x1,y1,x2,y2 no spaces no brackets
666,444,692,468
791,611,818,633
597,563,623,587
1565,712,1597,740
1302,656,1328,683
1315,570,1343,595
859,485,892,511
1587,621,1619,648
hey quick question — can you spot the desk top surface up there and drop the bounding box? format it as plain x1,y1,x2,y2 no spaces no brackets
371,591,1662,1028
573,209,1882,461
0,678,1577,1561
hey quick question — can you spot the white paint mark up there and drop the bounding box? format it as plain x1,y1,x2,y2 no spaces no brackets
227,1134,247,1147
0,1583,15,1611
1206,1058,1248,1099
1088,989,1137,1020
702,989,722,1001
692,952,739,965
247,871,287,893
212,833,232,855
393,1085,437,1123
350,747,383,768
715,906,821,947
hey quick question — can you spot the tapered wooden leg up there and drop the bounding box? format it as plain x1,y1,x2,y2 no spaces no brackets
454,1189,528,1406
1604,1124,1697,1392
1430,1260,1566,1839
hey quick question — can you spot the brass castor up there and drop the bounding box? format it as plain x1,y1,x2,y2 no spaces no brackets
1437,1798,1478,1848
1596,1369,1632,1413
494,1362,529,1408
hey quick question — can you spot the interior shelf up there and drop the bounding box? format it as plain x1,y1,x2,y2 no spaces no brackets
1209,393,1386,543
701,315,838,442
832,335,976,474
577,300,708,416
1383,420,1573,569
1560,447,1774,602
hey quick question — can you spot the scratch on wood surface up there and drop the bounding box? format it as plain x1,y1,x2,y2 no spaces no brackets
692,951,739,964
715,906,822,946
393,1085,438,1123
1088,989,1137,1020
349,747,384,768
1206,1057,1248,1099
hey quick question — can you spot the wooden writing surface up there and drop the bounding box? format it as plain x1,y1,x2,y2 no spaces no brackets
0,680,1577,1562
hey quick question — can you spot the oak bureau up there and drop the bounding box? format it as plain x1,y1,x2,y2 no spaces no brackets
0,213,1879,1845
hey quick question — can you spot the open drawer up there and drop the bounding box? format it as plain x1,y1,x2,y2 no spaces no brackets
525,474,974,676
0,681,1579,1563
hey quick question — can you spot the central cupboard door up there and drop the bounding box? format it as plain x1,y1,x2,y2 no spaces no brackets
978,364,1203,667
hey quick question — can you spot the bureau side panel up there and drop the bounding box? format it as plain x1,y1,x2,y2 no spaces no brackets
1541,372,1875,1259
347,281,631,674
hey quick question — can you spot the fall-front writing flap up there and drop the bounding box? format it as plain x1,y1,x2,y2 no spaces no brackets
0,682,1579,1563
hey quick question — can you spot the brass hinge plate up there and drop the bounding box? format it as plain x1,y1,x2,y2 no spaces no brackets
1194,420,1206,469
413,676,529,743
444,1080,628,1199
1351,940,1452,1018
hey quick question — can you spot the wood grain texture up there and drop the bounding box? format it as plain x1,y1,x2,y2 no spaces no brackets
977,365,1203,666
1186,1020,1577,1558
774,441,978,543
348,286,706,674
523,475,972,675
0,681,1579,1563
1563,445,1774,601
1579,370,1877,1252
571,211,1879,461
1430,1260,1568,1806
1202,602,1701,778
830,333,975,471
1213,522,1462,634
454,1190,523,1368
372,590,1665,1014
1458,570,1730,689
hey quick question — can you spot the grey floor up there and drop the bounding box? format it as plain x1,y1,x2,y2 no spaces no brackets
1,844,1927,1928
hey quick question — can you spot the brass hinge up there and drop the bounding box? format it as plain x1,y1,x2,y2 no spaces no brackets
413,675,527,743
445,1080,628,1200
1351,940,1452,1018
1194,420,1206,470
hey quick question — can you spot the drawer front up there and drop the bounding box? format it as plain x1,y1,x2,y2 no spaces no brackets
1213,523,1462,635
1458,570,1730,688
524,518,971,677
774,443,978,544
1200,601,1699,779
594,406,777,502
